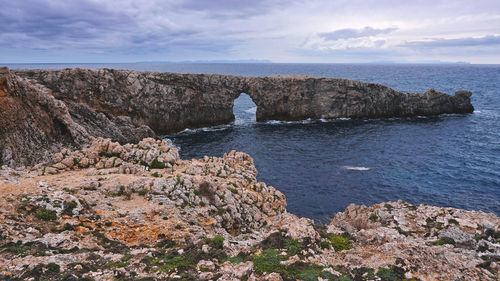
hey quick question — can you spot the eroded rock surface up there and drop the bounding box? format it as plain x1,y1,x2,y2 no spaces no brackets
1,67,473,167
15,68,474,135
0,138,498,281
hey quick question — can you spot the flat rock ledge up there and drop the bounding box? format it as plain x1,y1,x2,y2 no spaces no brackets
1,66,473,167
0,138,498,281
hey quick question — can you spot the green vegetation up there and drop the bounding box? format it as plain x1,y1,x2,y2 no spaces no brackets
103,261,129,269
253,250,339,280
225,256,245,264
62,200,78,216
376,267,403,281
253,249,284,274
138,189,148,196
432,236,455,246
150,157,167,169
320,241,331,249
35,207,57,221
369,213,378,222
157,255,192,272
217,206,226,216
205,235,225,249
329,234,352,251
152,172,160,177
46,263,60,273
448,218,459,225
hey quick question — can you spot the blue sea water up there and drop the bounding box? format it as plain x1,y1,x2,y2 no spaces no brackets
6,63,500,220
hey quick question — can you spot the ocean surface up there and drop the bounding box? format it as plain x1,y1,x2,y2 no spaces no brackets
6,63,500,220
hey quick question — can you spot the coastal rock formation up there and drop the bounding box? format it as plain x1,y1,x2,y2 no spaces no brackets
0,139,498,280
1,67,473,166
15,68,474,135
0,67,154,167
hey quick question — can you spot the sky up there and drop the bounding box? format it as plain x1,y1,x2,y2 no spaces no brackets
1,0,499,64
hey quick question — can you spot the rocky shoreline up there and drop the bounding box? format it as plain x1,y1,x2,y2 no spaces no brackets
1,66,473,167
0,138,498,281
1,66,495,280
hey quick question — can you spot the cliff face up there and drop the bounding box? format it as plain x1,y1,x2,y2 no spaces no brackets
2,67,473,166
0,68,154,167
15,68,473,135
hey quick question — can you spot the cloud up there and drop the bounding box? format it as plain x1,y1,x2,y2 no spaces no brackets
400,35,500,48
0,0,500,63
319,27,398,41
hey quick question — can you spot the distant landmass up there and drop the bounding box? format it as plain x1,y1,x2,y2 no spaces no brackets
136,59,273,64
367,60,471,64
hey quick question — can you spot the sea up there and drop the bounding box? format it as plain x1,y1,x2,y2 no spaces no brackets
6,62,500,221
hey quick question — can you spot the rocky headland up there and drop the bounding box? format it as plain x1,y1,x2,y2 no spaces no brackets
1,66,473,167
0,138,498,281
1,66,494,281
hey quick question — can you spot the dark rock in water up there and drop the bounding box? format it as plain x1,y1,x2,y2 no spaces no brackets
1,67,473,166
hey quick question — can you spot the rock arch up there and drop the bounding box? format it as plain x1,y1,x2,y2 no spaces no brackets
12,68,473,136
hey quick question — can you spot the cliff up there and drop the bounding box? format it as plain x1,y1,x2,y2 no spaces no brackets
0,138,498,280
1,67,473,167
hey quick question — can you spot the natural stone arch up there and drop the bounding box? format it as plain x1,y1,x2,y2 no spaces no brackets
232,92,258,123
13,68,473,136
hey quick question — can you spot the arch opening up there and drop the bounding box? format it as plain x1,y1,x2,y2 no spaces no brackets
233,93,257,125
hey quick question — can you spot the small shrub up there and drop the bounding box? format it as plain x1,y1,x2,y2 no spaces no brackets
225,256,245,264
284,238,302,256
253,249,284,274
46,262,60,273
320,241,331,249
376,267,401,281
432,236,455,246
103,261,128,268
205,235,225,249
369,213,378,222
62,200,78,216
35,207,57,221
448,218,459,225
330,234,351,251
217,206,226,216
150,157,166,169
152,172,160,178
138,189,148,196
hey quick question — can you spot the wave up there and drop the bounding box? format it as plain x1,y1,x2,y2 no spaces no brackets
162,137,181,150
244,106,257,114
342,166,371,171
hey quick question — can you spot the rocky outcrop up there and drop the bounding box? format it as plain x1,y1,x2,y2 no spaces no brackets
0,139,497,280
15,68,473,135
1,67,473,166
0,68,154,167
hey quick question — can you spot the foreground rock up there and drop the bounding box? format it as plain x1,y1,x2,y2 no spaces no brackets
0,138,498,281
1,67,473,166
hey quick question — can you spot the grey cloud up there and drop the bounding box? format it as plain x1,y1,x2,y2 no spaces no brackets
400,35,500,48
319,26,398,41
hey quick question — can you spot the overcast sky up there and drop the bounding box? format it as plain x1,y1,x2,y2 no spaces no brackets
1,0,499,63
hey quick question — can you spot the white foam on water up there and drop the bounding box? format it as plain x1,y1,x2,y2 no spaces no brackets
162,137,180,150
342,166,371,171
244,106,257,114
